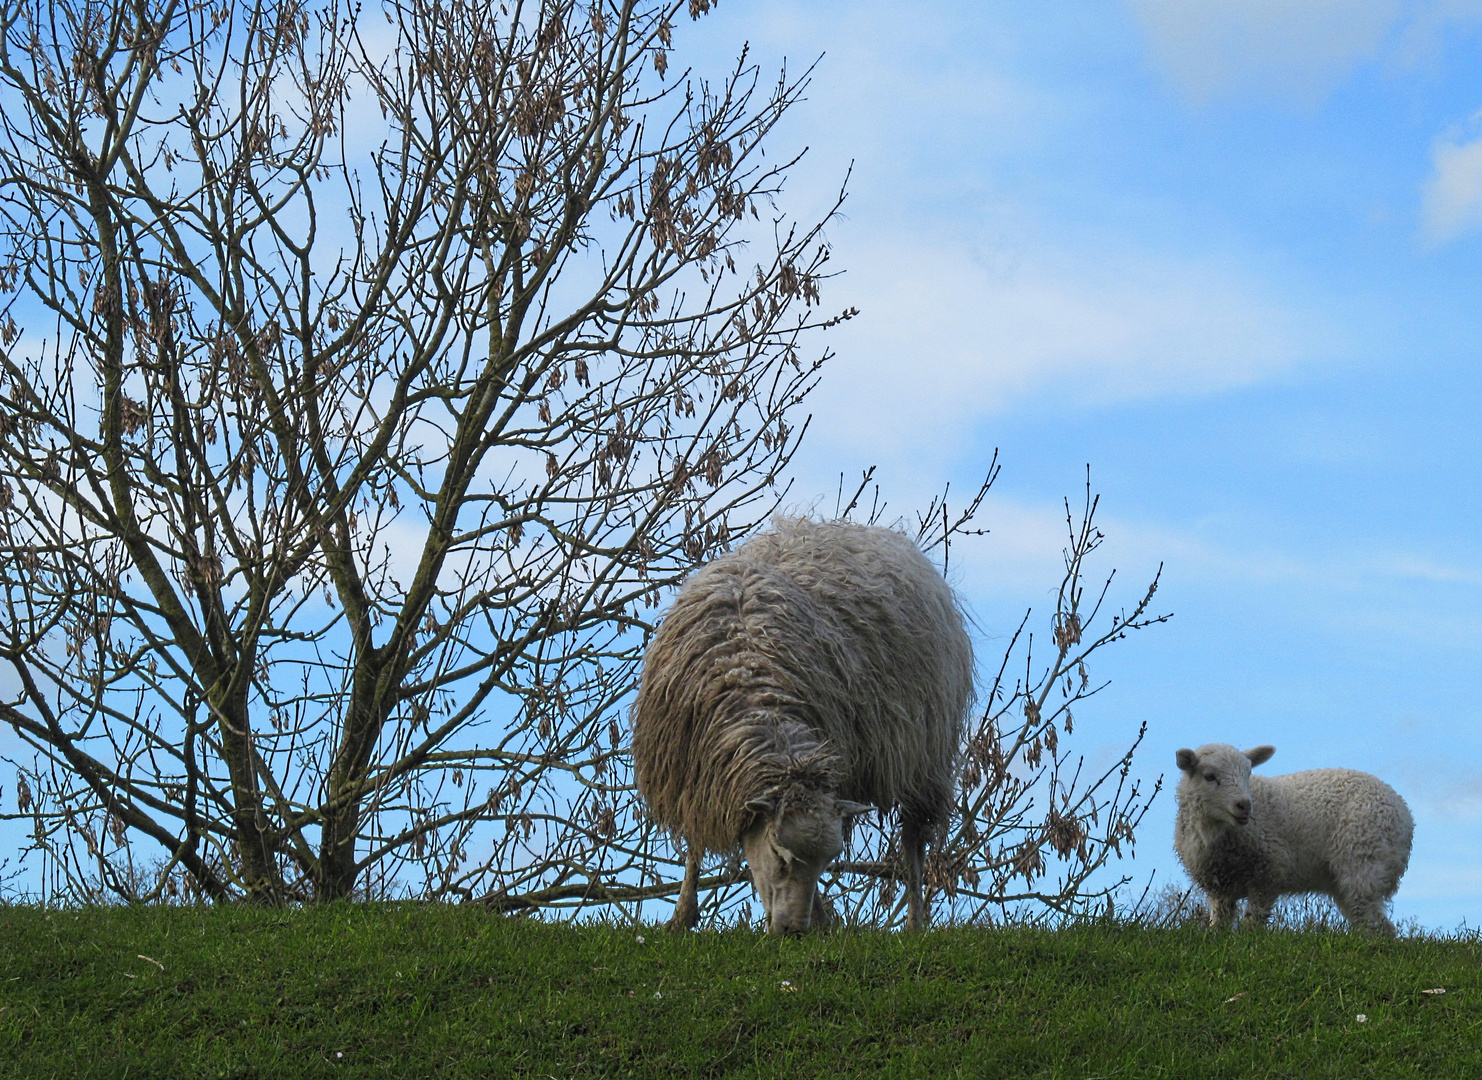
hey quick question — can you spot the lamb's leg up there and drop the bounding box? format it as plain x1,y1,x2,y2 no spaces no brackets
1334,887,1397,937
902,819,927,931
1365,908,1398,937
667,848,702,931
1242,890,1276,929
1208,895,1238,929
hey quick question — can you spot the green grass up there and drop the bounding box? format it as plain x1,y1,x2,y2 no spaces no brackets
1,904,1479,1078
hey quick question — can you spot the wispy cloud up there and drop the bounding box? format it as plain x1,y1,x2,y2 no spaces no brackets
1129,0,1482,106
807,231,1332,463
1390,0,1482,67
945,492,1482,613
1128,0,1406,104
1396,766,1482,821
1422,118,1482,243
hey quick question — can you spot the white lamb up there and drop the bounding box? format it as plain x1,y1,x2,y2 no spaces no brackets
1173,743,1413,936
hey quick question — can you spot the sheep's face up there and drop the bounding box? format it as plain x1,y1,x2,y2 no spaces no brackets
741,788,870,936
1175,743,1275,829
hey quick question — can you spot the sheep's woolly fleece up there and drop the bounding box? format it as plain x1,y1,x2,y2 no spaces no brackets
630,517,974,854
1174,743,1413,933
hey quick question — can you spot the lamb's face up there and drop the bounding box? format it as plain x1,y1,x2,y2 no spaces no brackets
1175,743,1275,829
741,788,868,936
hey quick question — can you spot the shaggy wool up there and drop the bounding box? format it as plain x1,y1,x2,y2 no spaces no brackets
631,517,974,853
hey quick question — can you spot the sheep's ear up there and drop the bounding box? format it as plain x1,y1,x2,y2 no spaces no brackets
1175,748,1198,773
743,796,776,826
1245,745,1276,768
834,799,872,820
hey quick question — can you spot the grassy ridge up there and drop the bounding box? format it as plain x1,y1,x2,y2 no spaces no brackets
1,904,1479,1078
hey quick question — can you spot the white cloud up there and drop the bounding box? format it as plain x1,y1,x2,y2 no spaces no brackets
1391,0,1482,66
942,490,1482,618
1129,0,1482,104
806,232,1330,462
1127,0,1406,104
950,497,1079,605
1422,122,1482,242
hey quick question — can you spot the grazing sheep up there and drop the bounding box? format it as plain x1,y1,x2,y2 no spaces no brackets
1173,743,1413,935
631,517,973,935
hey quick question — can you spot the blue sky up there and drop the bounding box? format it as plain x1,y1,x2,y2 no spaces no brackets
6,1,1480,930
680,1,1482,930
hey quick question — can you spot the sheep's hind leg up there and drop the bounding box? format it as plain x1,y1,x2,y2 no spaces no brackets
1334,887,1397,937
667,848,702,931
902,819,928,931
1208,895,1238,930
1242,891,1276,929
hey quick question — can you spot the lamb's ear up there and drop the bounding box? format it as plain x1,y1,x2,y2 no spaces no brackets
1245,745,1276,768
1175,748,1198,773
834,799,872,820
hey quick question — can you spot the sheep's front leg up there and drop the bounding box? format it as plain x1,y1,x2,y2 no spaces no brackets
1208,894,1238,929
902,820,928,931
667,848,701,931
810,888,835,932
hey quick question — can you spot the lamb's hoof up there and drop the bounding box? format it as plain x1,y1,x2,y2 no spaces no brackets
665,902,699,932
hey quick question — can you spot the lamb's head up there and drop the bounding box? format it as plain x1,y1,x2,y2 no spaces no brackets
741,783,870,936
1175,742,1276,829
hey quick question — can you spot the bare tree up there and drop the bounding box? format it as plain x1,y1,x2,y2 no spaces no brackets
669,470,1171,929
0,0,1166,923
0,0,851,904
925,475,1168,924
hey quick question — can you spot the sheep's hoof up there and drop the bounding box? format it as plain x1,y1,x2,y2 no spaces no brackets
666,899,700,931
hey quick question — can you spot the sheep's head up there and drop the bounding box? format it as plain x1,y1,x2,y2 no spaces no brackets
1175,742,1275,829
741,784,870,937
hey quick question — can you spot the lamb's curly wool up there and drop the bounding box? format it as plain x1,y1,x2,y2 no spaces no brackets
1174,743,1413,935
632,517,973,933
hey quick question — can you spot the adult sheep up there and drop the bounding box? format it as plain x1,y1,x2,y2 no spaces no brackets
1174,743,1413,935
631,517,973,935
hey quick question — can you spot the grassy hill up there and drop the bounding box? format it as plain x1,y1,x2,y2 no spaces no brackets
1,903,1478,1078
